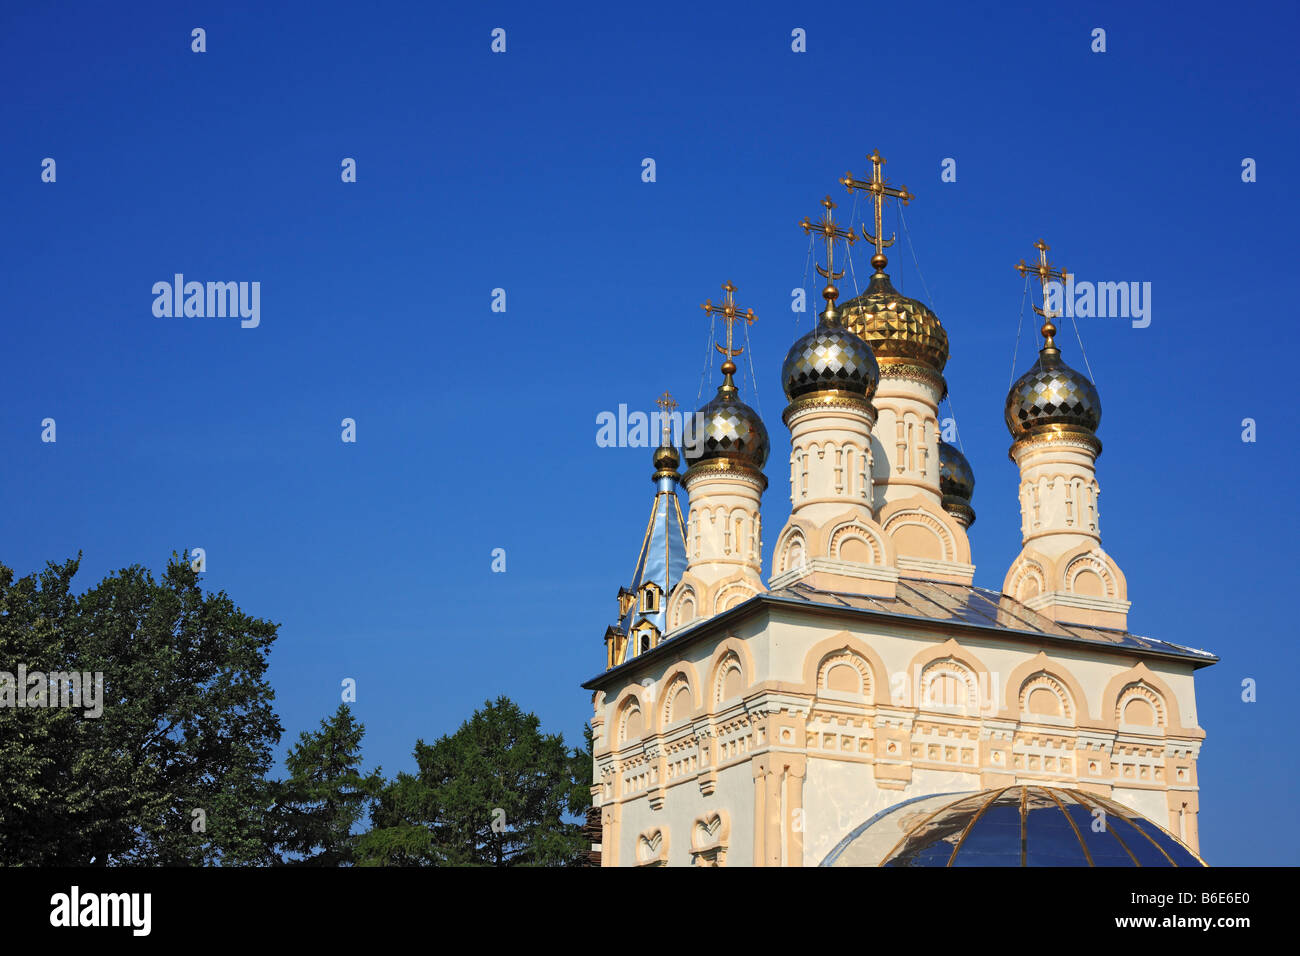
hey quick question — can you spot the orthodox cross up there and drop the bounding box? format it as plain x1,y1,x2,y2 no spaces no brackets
799,195,856,282
701,280,757,382
799,196,855,321
840,149,914,265
1014,238,1070,348
655,391,678,445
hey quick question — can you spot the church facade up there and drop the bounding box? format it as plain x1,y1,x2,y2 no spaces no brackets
583,156,1215,867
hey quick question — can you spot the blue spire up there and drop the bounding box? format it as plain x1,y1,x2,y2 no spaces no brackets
606,397,689,669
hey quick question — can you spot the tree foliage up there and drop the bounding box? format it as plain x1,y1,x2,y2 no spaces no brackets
0,554,282,865
358,696,587,866
271,703,382,865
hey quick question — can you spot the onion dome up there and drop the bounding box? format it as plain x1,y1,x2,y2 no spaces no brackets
822,787,1205,867
1005,341,1101,441
652,440,680,477
840,255,949,374
684,374,769,476
938,440,975,527
1007,240,1101,443
687,282,769,481
781,307,880,401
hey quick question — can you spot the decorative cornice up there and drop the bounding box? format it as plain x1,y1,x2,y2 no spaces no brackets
782,391,876,427
876,358,946,395
683,458,769,492
1009,425,1102,461
1024,591,1132,615
768,557,900,590
895,555,976,579
941,496,976,528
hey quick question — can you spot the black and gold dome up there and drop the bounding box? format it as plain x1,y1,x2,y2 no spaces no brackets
1005,346,1101,441
781,318,880,401
683,380,769,477
822,787,1205,867
840,259,949,374
938,440,975,527
652,440,680,477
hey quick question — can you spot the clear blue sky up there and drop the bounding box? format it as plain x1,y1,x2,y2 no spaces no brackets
2,0,1295,865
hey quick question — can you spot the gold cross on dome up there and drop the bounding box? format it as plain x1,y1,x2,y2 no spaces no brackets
1014,239,1071,348
799,195,856,282
701,280,757,364
655,391,678,444
840,149,914,261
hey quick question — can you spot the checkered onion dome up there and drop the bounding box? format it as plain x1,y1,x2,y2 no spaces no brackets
683,387,769,472
938,440,974,503
781,319,880,400
1005,349,1101,439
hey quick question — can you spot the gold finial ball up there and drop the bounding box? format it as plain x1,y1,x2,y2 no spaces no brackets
1041,321,1057,339
823,283,838,300
871,254,888,270
721,359,737,376
653,443,680,472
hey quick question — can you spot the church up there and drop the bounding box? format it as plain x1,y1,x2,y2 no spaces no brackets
581,153,1215,867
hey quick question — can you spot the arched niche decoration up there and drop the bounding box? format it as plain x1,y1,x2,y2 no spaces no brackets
667,581,698,631
713,580,757,615
774,523,810,575
706,637,756,711
798,632,891,706
1100,663,1189,734
612,685,650,744
1058,542,1128,600
905,639,994,715
1005,551,1050,603
1019,673,1073,720
1002,652,1093,725
660,662,702,729
1115,682,1166,728
827,520,888,565
881,497,968,564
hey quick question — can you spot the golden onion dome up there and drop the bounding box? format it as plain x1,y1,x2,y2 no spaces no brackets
840,256,948,373
938,440,975,527
652,441,680,476
1005,345,1101,441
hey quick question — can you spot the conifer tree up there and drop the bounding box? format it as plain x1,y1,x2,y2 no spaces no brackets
273,703,383,866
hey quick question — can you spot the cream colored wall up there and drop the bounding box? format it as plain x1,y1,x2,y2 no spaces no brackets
870,378,941,510
617,761,755,867
1013,441,1101,556
802,759,983,867
593,606,1205,865
786,405,875,519
1112,786,1169,830
682,472,764,577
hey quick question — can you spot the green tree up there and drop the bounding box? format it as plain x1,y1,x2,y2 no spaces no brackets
358,696,586,866
272,703,383,865
0,554,282,865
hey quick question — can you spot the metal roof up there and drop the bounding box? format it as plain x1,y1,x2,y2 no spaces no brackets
584,578,1216,688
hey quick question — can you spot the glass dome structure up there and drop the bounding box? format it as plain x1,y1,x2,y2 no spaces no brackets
821,786,1205,867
